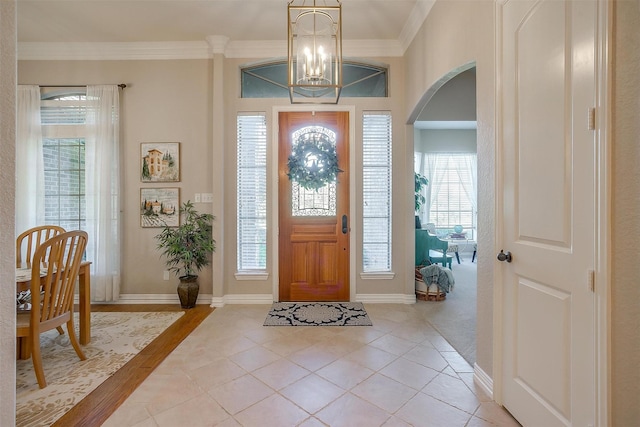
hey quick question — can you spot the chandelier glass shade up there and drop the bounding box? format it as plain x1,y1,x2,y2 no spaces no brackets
288,0,342,104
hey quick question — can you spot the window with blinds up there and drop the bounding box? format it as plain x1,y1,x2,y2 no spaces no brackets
41,91,88,231
237,113,267,271
362,112,392,272
428,154,476,236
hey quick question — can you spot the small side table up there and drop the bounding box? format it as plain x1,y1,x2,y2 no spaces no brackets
445,242,460,264
444,237,476,263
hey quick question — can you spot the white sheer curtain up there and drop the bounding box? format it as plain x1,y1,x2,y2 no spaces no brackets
15,85,45,235
416,153,448,226
460,154,478,215
85,85,121,302
415,152,477,236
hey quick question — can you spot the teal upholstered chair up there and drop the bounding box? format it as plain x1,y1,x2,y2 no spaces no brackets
415,229,453,269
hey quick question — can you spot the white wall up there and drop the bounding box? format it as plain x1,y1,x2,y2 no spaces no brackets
612,1,640,424
405,1,639,422
19,60,216,299
417,68,477,122
18,54,414,303
415,129,477,153
223,56,412,299
403,0,495,379
0,1,17,424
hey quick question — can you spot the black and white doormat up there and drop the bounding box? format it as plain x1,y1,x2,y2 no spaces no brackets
263,302,373,326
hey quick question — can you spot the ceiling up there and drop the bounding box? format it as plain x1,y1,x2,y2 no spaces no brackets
18,0,478,129
17,0,428,51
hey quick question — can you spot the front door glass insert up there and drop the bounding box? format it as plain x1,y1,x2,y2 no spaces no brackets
290,126,337,217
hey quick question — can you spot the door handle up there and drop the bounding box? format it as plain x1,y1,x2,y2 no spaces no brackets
342,214,348,234
497,250,512,263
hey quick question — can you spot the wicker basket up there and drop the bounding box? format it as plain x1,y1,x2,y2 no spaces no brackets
415,266,446,301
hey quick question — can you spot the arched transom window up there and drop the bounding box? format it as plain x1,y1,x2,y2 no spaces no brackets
241,60,388,98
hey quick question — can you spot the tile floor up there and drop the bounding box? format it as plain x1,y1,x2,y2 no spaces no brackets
103,304,521,427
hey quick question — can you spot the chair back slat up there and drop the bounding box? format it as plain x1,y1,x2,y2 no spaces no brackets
16,225,66,268
30,231,87,325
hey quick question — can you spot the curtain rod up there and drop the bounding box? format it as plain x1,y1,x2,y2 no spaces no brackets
37,84,127,89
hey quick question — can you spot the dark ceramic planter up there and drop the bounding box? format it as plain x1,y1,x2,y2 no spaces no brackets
177,275,199,309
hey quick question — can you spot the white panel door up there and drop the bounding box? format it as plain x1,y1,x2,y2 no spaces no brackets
500,0,596,426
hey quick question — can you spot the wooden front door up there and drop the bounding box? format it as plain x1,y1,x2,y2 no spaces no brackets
499,0,596,425
278,111,349,302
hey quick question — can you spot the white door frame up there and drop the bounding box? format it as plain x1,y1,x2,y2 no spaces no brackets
271,105,357,303
492,1,611,425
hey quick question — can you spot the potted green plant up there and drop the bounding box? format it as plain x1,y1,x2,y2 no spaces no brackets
155,200,216,308
415,172,429,229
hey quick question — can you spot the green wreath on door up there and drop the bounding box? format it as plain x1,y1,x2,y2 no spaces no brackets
287,132,342,191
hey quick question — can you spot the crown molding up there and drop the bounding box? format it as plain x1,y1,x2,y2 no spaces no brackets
205,35,230,55
19,38,405,61
18,41,212,61
398,0,436,52
223,40,287,59
343,39,405,57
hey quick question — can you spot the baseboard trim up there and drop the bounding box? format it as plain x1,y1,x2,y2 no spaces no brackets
473,362,494,399
99,293,213,305
356,294,416,304
110,293,271,307
219,294,274,306
105,293,417,306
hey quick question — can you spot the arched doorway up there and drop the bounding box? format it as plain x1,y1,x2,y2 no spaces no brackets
411,65,479,365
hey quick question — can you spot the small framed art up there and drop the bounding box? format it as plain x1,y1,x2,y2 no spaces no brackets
140,142,180,182
140,187,180,228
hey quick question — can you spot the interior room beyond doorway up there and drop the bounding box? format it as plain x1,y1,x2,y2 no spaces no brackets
413,67,478,365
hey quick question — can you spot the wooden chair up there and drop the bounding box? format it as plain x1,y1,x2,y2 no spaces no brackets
16,225,67,335
16,230,88,388
16,225,66,268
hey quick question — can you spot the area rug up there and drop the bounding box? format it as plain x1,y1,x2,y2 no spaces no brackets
16,311,184,427
264,302,372,326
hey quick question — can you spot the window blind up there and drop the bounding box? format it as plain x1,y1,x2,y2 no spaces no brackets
237,113,267,271
426,153,477,237
40,93,87,231
41,98,88,125
41,95,88,139
362,112,392,272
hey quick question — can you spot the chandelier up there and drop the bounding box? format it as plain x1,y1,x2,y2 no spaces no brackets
287,0,343,104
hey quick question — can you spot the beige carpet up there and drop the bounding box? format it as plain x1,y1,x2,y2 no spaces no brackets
16,311,184,427
417,257,477,365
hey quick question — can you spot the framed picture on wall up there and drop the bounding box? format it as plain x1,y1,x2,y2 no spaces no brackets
140,142,180,182
140,187,180,228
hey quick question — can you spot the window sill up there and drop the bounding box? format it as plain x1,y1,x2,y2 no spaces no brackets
360,272,396,280
234,272,269,281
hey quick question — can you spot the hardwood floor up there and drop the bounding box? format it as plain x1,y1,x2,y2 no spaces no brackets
52,304,214,427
